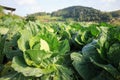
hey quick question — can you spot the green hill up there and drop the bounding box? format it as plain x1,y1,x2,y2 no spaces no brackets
51,6,115,22
28,6,120,22
51,6,103,21
110,10,120,18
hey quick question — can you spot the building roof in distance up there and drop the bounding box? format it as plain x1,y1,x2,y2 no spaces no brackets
0,5,16,11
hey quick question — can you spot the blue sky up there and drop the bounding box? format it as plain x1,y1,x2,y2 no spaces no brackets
0,0,120,16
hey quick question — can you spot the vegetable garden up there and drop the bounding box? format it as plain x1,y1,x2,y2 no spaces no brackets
0,17,120,80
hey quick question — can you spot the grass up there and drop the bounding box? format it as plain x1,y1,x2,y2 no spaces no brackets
109,18,120,26
36,15,63,22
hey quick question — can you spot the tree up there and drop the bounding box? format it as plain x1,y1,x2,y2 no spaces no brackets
100,13,112,22
25,15,36,21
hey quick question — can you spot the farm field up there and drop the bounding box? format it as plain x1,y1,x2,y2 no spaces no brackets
0,15,120,80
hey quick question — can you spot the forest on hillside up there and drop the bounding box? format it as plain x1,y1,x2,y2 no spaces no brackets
28,6,120,22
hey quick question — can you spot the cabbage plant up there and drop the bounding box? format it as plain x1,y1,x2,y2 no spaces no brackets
10,28,73,80
71,27,120,80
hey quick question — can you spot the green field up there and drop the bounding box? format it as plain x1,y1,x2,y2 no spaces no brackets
0,13,120,80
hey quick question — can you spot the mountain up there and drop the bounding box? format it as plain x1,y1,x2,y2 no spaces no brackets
110,10,120,18
28,6,120,22
51,6,102,21
51,6,116,22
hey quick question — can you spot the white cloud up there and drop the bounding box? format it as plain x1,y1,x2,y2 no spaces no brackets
101,0,117,2
15,0,37,5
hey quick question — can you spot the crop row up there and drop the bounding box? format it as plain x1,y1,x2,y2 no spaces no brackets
0,18,120,80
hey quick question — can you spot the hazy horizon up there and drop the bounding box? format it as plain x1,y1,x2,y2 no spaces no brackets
0,0,120,16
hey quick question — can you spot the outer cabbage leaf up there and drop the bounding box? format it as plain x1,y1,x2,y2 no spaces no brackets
82,40,103,63
89,25,100,37
2,26,22,60
12,56,73,80
97,27,109,60
107,43,120,66
0,72,31,80
71,52,101,80
12,56,55,77
91,58,120,80
18,30,32,52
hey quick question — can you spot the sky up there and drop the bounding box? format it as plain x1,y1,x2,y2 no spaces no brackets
0,0,120,16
